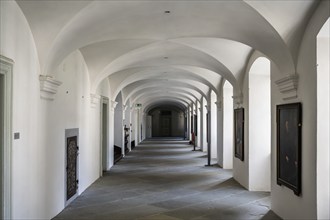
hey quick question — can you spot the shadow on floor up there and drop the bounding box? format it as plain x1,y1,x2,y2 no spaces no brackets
261,210,283,220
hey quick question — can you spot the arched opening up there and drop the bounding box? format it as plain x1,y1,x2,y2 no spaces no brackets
196,101,201,148
114,92,124,163
316,17,329,220
223,81,234,169
211,90,218,161
202,97,208,152
148,105,185,138
100,97,109,173
248,57,271,191
123,100,131,152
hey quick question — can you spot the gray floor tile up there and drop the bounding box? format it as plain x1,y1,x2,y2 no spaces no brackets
53,139,281,220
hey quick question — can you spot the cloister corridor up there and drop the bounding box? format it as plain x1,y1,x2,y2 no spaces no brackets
54,139,280,220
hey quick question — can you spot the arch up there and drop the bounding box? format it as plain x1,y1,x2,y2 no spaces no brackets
145,101,186,114
248,56,271,191
129,87,200,107
35,1,296,90
137,93,192,107
115,78,210,102
91,40,232,92
143,98,189,112
122,80,207,104
148,104,186,138
107,65,221,98
125,86,202,106
222,80,234,169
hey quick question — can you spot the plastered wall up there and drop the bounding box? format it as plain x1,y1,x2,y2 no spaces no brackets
0,2,110,218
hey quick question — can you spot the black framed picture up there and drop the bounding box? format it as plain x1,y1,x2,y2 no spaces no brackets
194,114,197,136
206,113,209,143
276,102,302,196
234,108,244,161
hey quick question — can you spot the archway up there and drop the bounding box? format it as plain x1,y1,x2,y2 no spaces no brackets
114,92,124,163
248,57,271,191
210,90,217,161
202,97,208,152
100,97,109,173
148,105,185,138
222,81,234,169
316,17,329,220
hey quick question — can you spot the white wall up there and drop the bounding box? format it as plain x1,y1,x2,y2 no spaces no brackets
1,2,47,218
316,18,329,220
271,2,329,219
50,50,110,217
0,2,111,219
223,82,233,169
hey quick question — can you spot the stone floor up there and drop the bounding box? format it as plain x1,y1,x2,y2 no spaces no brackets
53,139,281,220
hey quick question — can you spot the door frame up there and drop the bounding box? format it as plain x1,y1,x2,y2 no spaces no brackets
0,55,13,220
64,128,79,207
160,115,171,137
100,96,109,176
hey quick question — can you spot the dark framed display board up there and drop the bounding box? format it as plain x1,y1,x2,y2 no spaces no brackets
276,102,302,196
234,108,244,161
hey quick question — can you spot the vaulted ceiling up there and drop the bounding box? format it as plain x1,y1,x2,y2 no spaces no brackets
17,0,318,110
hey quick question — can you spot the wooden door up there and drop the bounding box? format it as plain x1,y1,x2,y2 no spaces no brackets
160,117,171,137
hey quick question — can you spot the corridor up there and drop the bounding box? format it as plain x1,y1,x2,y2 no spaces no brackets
54,139,280,220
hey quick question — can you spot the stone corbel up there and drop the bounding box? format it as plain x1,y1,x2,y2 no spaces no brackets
122,105,128,120
215,101,222,111
205,105,210,112
275,74,298,100
90,93,101,108
123,105,128,112
232,94,243,107
110,100,118,112
39,75,62,101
